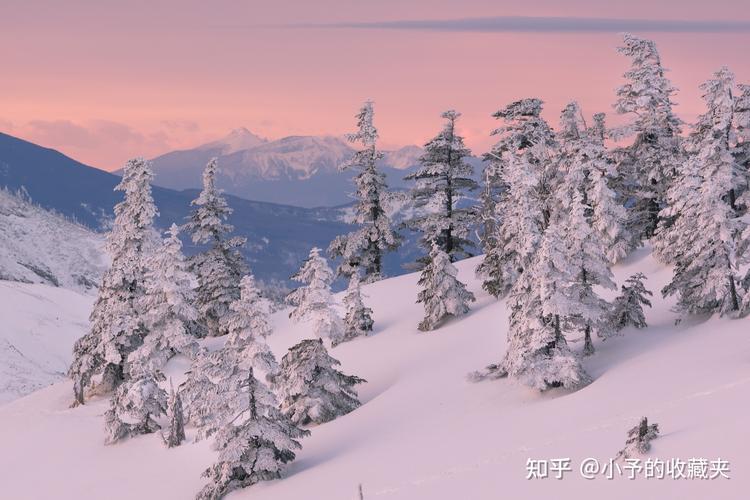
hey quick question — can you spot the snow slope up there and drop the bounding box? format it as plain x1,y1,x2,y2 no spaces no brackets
0,281,94,404
0,189,106,290
1,251,749,499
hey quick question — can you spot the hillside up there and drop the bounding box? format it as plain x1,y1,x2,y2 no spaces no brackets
0,189,106,290
0,250,748,499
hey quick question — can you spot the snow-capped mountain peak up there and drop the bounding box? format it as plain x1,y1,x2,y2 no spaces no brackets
198,127,267,155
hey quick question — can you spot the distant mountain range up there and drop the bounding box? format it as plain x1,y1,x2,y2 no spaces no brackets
142,128,426,207
0,132,354,283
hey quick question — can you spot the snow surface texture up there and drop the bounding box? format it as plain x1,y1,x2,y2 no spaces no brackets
1,251,749,499
0,189,106,290
0,281,94,404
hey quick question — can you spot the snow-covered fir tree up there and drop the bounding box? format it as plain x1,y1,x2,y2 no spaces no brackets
197,368,309,500
275,339,365,426
328,100,400,282
222,274,274,342
69,157,158,405
186,158,247,337
616,417,659,460
557,192,617,355
403,110,478,266
475,98,557,298
613,33,682,241
491,223,592,390
163,382,186,448
557,104,631,263
287,247,345,345
661,67,747,315
129,224,200,377
181,285,279,440
341,273,374,343
104,373,167,444
416,242,475,331
608,273,653,332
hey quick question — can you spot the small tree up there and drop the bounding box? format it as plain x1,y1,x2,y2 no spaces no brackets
163,382,186,448
329,101,400,282
104,374,167,445
342,273,374,343
417,243,475,331
69,157,158,405
223,274,273,341
186,158,247,337
403,110,478,266
287,247,345,345
276,339,365,426
608,273,653,332
616,417,660,460
198,369,309,500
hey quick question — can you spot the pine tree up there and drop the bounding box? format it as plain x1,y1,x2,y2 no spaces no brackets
129,224,201,377
197,369,309,500
181,288,279,440
222,274,274,342
69,157,158,405
475,98,557,298
496,225,592,390
613,33,683,241
616,417,659,460
416,243,475,331
163,382,186,448
494,225,591,390
661,67,747,316
287,247,345,345
275,339,365,426
187,158,247,337
342,273,374,343
608,273,653,332
403,110,478,266
104,373,167,444
328,101,400,282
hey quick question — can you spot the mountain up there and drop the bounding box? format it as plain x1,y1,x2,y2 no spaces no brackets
1,252,749,499
0,132,353,283
147,130,426,207
0,189,106,291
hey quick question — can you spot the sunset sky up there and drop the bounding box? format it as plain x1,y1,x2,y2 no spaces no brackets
1,0,749,171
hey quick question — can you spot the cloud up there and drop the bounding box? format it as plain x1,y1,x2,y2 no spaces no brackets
309,16,750,34
25,119,172,153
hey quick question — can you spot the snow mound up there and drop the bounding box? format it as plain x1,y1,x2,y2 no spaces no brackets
0,189,106,291
0,252,749,499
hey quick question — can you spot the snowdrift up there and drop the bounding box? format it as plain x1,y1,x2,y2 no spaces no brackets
1,252,749,499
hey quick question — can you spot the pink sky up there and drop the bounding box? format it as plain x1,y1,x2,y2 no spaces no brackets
1,0,749,171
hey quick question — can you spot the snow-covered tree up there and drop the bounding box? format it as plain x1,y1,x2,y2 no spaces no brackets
328,101,400,282
287,247,345,345
197,368,309,500
403,110,478,266
416,243,475,331
492,224,592,390
608,273,653,332
186,158,247,337
222,274,273,341
613,33,683,241
661,67,747,315
342,273,374,343
475,98,557,298
129,224,200,378
275,339,365,426
181,287,279,440
69,157,158,405
163,382,186,448
616,417,659,460
104,373,167,444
